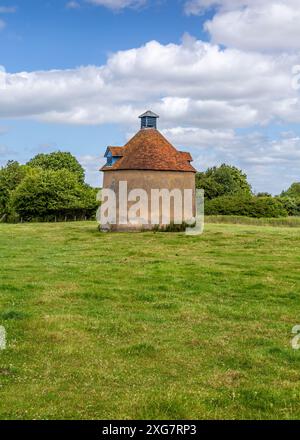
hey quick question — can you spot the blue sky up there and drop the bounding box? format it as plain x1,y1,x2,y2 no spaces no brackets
1,1,212,72
1,0,300,193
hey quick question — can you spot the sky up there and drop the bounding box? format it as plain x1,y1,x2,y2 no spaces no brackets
0,0,300,193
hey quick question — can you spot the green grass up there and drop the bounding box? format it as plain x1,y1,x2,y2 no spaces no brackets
206,215,300,227
0,221,300,420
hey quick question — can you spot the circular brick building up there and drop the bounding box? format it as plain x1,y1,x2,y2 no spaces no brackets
101,111,196,231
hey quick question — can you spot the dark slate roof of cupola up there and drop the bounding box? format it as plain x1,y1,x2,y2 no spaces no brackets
139,110,159,118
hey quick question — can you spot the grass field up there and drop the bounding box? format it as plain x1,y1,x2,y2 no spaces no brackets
206,215,300,228
0,221,300,420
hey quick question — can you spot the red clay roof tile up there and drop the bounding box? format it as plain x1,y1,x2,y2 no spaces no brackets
179,151,193,162
101,129,196,173
108,147,124,157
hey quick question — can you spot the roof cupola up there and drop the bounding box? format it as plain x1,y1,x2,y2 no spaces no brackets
139,110,159,130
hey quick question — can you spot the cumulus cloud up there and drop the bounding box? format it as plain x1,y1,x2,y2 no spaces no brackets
86,0,146,11
0,4,17,31
79,154,105,187
224,131,300,194
185,0,298,15
0,145,8,154
66,1,81,9
162,126,300,194
0,145,16,157
1,3,300,193
162,126,235,148
0,6,17,14
186,0,300,52
0,37,297,129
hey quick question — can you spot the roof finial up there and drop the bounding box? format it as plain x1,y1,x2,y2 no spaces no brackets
139,110,159,129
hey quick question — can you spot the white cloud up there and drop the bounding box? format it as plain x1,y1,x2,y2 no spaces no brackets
0,37,297,129
79,154,105,187
0,145,15,156
185,0,298,15
0,4,16,31
186,0,300,52
66,1,81,9
163,126,300,194
0,30,299,193
86,0,146,11
229,132,300,194
0,6,16,14
162,126,235,148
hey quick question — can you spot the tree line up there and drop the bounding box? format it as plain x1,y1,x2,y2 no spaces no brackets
0,154,299,222
0,152,98,222
197,164,300,218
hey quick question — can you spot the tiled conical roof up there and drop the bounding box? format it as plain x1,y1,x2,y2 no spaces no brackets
101,128,196,173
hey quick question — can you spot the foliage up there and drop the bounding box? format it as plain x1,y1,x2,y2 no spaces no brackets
276,196,300,217
281,182,300,199
1,154,298,223
0,153,98,222
196,164,252,200
12,168,98,221
27,151,85,183
205,195,288,218
256,192,272,198
0,161,27,218
0,182,8,216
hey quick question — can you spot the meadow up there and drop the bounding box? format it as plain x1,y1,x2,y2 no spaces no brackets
0,221,300,420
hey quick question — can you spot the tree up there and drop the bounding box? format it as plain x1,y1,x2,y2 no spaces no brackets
277,196,300,216
12,168,98,220
196,164,252,200
27,152,85,183
0,161,27,216
0,185,8,217
205,195,288,218
257,192,272,198
281,182,300,199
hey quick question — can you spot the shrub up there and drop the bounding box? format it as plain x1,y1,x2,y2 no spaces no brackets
0,161,27,218
277,196,300,217
281,182,300,198
12,168,98,221
196,164,252,200
27,152,85,183
205,195,288,218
